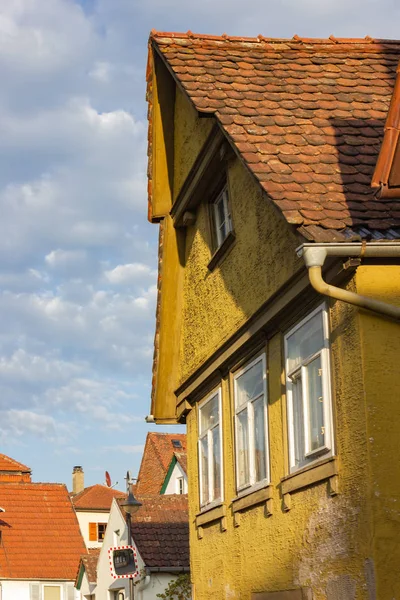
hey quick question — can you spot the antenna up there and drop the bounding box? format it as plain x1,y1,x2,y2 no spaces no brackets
125,470,132,493
105,471,112,487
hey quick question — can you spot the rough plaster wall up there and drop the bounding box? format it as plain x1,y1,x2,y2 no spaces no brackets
179,158,302,383
357,265,400,600
186,296,378,600
173,86,213,201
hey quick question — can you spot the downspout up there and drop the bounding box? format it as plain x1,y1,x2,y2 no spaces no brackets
135,571,151,600
297,242,400,321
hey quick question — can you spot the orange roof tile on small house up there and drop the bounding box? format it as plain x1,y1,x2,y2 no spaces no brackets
75,548,100,587
0,483,86,579
0,453,31,483
136,433,187,495
147,31,400,242
71,484,126,512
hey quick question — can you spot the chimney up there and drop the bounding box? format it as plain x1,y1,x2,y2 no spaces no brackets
72,466,84,495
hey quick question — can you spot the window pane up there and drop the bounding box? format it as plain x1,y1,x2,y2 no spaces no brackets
287,311,324,372
200,394,219,433
253,397,267,482
236,360,263,407
43,587,60,600
212,426,221,500
200,436,209,505
237,408,249,487
306,355,325,452
292,376,305,468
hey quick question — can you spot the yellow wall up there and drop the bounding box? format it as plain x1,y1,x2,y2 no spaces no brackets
179,156,302,384
357,266,400,599
173,87,214,201
150,60,400,598
186,290,384,599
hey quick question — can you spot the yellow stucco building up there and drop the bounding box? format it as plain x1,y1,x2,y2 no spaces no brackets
145,31,400,600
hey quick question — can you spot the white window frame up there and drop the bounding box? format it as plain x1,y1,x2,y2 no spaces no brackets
285,304,334,473
213,185,232,249
176,476,184,495
198,387,223,509
233,354,270,495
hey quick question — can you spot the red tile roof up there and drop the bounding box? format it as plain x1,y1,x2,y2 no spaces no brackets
372,63,400,196
0,454,31,482
118,494,189,568
136,433,187,495
0,483,86,579
76,548,100,585
148,31,400,242
132,522,189,569
71,484,126,511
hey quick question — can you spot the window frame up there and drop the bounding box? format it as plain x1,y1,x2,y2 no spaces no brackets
198,387,224,510
284,304,334,474
177,476,185,495
210,184,233,251
97,522,107,542
233,353,270,495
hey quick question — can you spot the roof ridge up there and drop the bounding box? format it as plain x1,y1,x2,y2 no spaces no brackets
150,29,400,46
0,453,31,472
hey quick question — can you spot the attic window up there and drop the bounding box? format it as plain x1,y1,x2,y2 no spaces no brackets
212,185,232,250
172,439,182,449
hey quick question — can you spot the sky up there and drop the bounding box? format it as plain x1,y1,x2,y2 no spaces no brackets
1,0,399,492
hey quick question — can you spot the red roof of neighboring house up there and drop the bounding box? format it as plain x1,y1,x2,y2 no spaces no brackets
148,31,400,242
0,483,86,579
76,548,100,586
132,522,189,569
136,433,187,495
118,494,189,568
71,484,126,511
0,454,31,482
372,63,400,196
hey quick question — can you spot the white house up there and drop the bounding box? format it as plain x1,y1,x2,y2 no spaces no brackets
82,494,189,600
70,467,126,549
0,456,86,600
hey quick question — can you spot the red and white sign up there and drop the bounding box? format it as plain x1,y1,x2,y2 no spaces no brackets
108,545,139,580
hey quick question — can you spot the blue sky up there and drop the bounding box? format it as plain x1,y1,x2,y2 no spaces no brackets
0,0,399,492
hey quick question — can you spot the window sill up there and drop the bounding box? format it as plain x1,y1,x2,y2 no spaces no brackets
231,485,273,525
195,503,226,538
207,231,235,271
281,456,338,511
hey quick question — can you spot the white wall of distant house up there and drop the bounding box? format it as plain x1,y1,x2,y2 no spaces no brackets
163,462,188,495
0,580,78,600
93,499,183,600
75,510,109,548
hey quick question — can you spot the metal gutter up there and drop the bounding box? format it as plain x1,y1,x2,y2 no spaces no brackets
297,242,400,320
146,566,190,573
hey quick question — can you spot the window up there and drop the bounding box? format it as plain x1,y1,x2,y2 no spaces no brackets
212,185,232,249
285,305,333,473
198,389,223,508
89,521,107,542
177,476,184,495
234,354,269,493
172,439,182,449
43,586,61,600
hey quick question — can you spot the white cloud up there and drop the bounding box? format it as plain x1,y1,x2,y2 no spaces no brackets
105,263,156,285
103,444,145,454
0,349,83,384
45,248,87,269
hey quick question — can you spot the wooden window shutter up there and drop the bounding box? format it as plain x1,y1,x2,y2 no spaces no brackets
89,522,97,541
29,583,41,600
